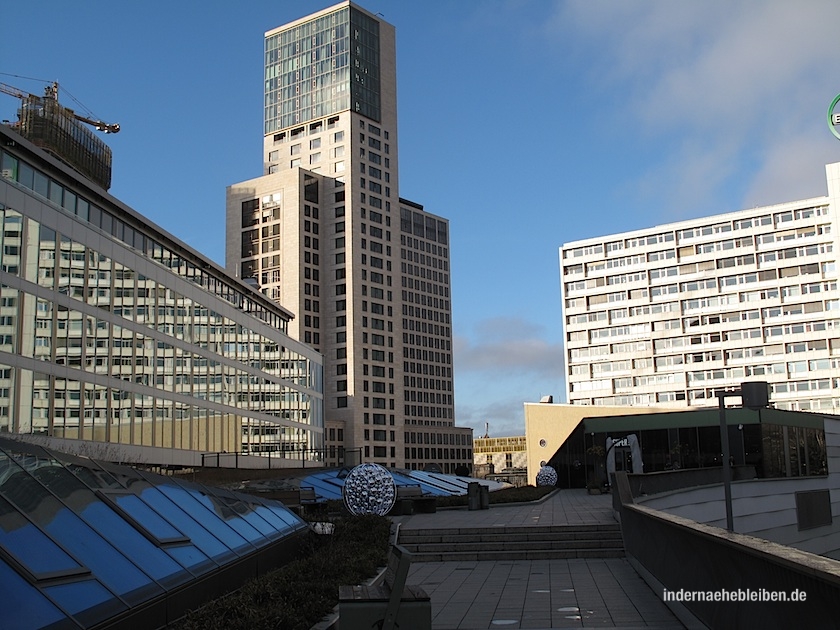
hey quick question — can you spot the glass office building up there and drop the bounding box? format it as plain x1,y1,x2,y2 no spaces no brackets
0,124,323,467
264,3,381,133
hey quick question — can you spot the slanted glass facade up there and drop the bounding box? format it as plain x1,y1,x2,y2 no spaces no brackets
264,4,380,134
0,125,323,463
0,437,307,629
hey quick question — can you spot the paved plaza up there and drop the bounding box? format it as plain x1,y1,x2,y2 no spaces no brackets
392,490,684,630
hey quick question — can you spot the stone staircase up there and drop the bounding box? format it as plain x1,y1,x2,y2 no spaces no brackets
398,523,624,562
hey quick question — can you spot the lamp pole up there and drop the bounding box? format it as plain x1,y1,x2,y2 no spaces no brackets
716,389,737,532
716,381,770,533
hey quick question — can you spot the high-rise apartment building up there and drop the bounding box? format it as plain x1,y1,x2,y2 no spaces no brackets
226,1,473,472
561,163,840,414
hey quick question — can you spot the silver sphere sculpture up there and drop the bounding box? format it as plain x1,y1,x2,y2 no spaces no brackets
536,465,558,487
342,463,397,516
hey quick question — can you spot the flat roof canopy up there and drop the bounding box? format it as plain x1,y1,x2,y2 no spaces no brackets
583,407,828,434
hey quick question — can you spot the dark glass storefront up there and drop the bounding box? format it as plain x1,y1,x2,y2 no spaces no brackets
543,408,827,489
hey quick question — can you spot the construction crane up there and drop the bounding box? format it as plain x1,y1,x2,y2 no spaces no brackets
0,79,119,189
0,81,120,133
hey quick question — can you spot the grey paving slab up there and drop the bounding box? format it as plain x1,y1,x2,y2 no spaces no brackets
393,489,683,629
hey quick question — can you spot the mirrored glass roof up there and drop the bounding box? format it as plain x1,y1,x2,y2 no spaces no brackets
300,467,506,501
0,437,307,629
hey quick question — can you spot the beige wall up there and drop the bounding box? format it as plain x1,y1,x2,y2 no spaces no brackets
524,403,687,484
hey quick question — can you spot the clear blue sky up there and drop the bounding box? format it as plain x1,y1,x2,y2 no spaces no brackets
3,1,839,438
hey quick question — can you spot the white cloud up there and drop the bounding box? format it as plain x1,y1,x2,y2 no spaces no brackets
545,0,840,217
456,396,532,439
453,317,566,437
453,317,565,376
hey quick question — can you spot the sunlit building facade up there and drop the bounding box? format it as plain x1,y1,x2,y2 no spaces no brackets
226,1,472,472
0,124,323,467
561,163,840,414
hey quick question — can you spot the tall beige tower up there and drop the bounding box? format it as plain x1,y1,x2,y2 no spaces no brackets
227,1,473,472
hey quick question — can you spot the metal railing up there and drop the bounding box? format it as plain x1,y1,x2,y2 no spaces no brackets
200,447,362,469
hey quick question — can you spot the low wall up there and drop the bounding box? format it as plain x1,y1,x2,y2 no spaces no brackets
626,466,757,497
617,418,840,558
614,472,840,629
635,475,840,559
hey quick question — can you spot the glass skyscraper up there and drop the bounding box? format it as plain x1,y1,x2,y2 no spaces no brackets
264,3,381,133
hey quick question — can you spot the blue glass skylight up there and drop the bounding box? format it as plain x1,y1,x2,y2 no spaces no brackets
0,437,307,629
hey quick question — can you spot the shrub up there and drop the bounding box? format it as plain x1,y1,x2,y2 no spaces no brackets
176,514,390,630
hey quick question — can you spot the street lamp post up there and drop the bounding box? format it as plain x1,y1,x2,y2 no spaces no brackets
715,381,770,532
716,390,736,532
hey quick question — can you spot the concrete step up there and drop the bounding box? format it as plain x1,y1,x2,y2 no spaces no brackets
398,524,621,537
405,547,626,562
398,531,623,545
402,539,622,554
398,523,624,561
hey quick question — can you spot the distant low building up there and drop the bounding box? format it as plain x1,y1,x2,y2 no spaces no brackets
474,435,528,484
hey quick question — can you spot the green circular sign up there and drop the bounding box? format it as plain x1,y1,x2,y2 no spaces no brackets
829,93,840,141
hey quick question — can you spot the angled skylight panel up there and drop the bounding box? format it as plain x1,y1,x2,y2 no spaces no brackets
49,450,124,491
127,484,237,564
405,470,465,494
203,487,285,538
0,560,70,630
41,577,127,629
300,470,346,499
0,452,162,607
0,493,87,581
0,464,129,627
259,500,314,528
91,461,239,565
33,445,221,582
171,480,302,543
101,490,216,578
388,469,450,496
146,476,256,555
35,463,189,590
248,498,305,531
